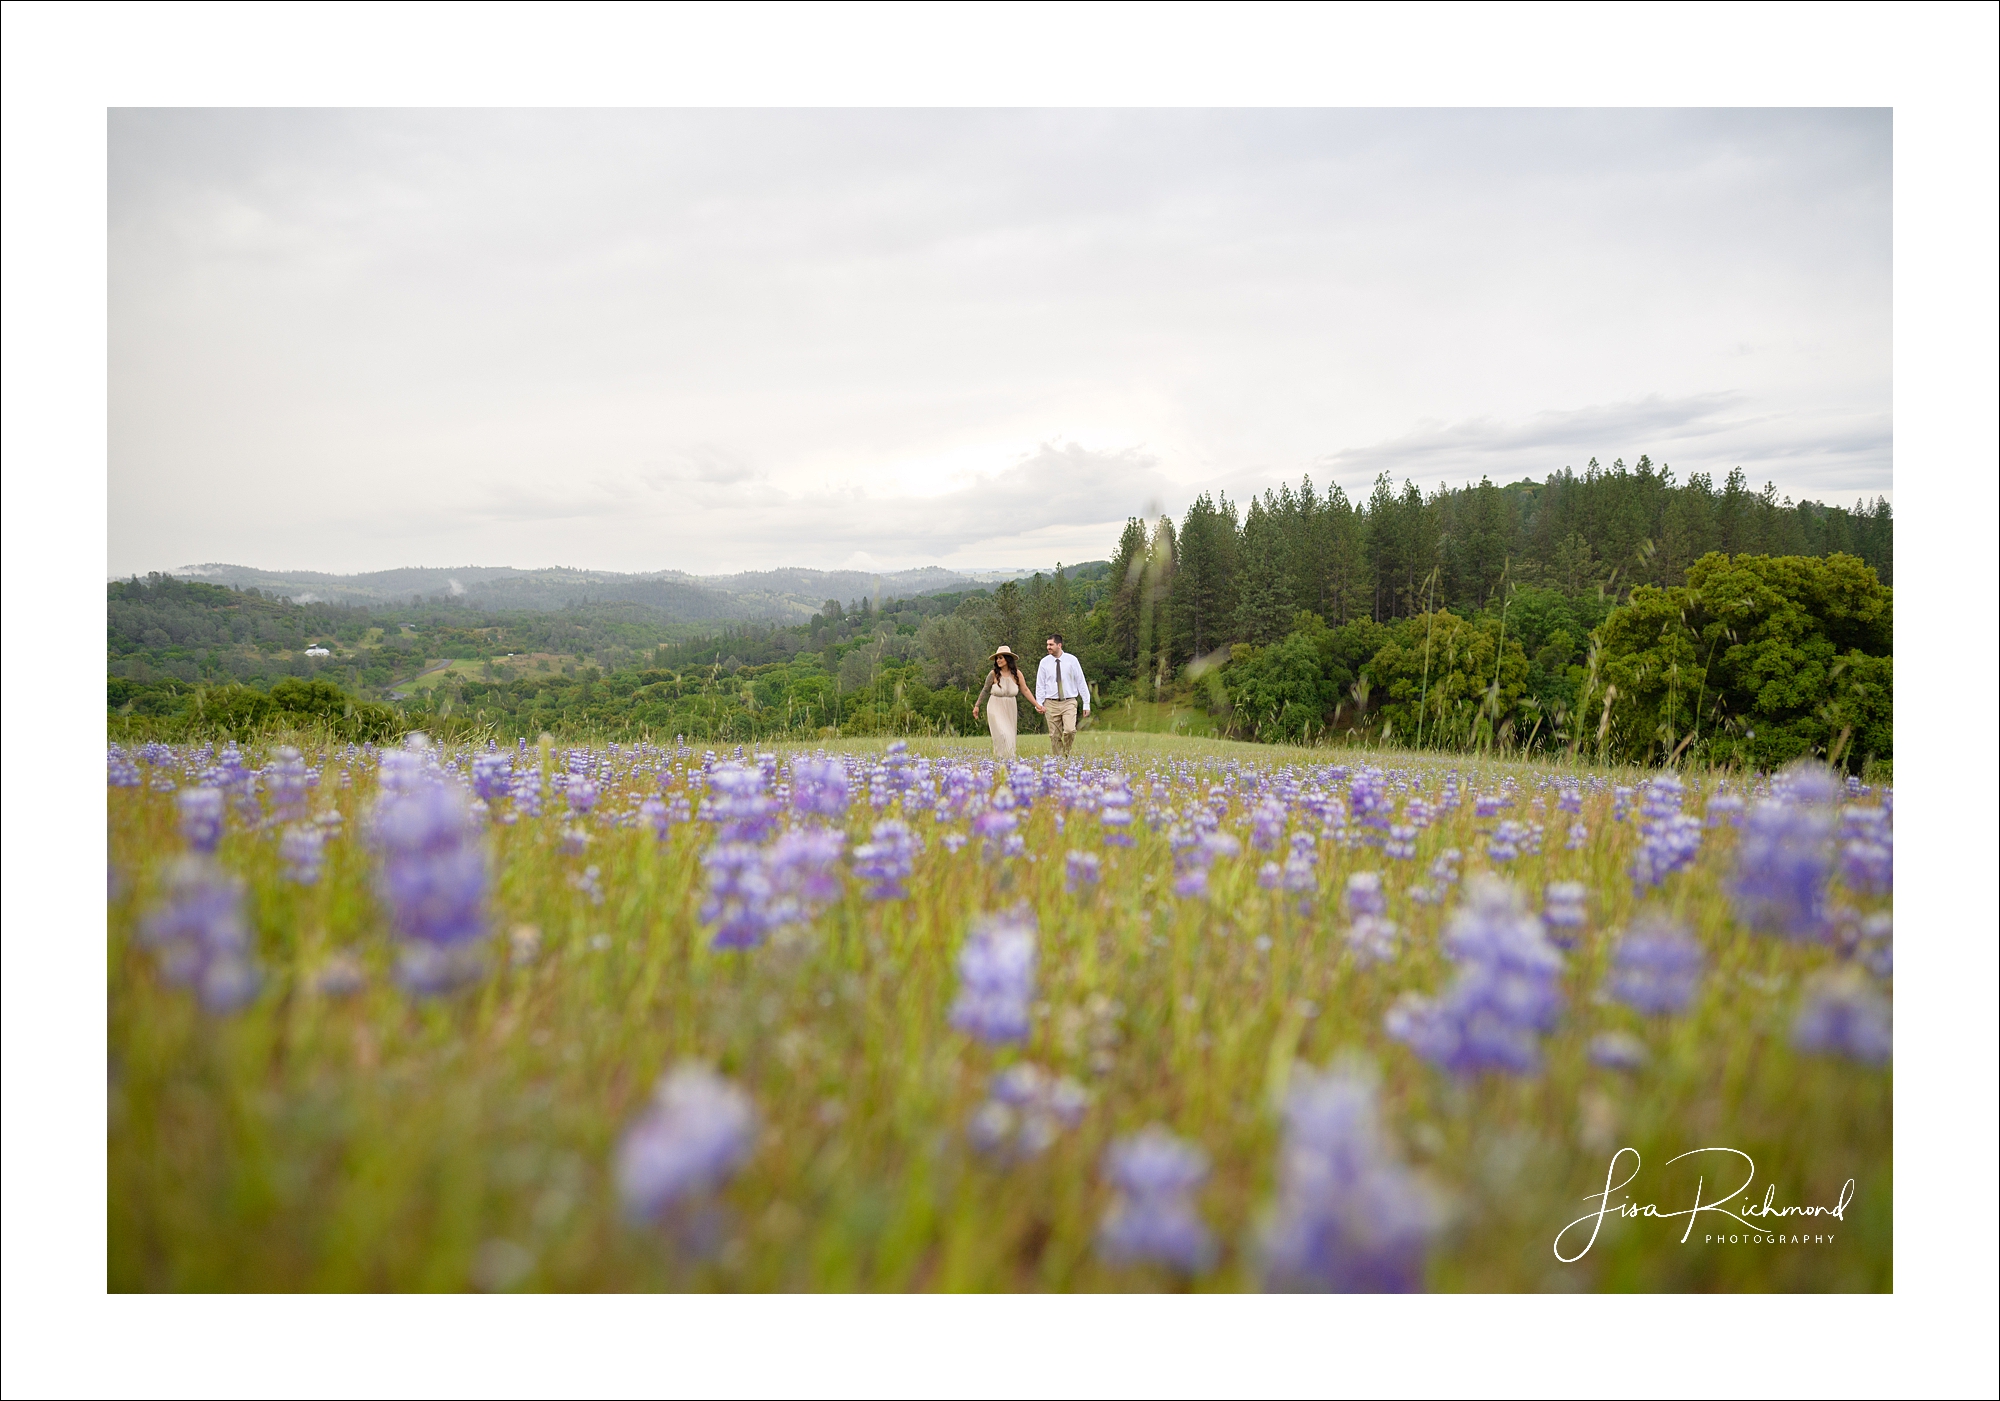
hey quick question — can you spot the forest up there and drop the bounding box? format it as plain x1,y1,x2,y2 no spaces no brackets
108,459,1891,773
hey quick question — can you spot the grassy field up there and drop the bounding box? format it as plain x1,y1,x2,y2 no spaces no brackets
107,730,1890,1292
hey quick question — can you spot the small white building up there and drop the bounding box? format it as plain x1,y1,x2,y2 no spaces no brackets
304,646,332,657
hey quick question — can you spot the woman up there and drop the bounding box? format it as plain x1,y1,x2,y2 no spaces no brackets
972,645,1042,760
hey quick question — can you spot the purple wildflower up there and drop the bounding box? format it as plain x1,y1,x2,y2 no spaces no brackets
1098,1127,1215,1274
1728,790,1835,941
265,747,310,824
1542,881,1588,948
1604,912,1704,1015
707,763,778,844
108,745,142,788
791,757,850,819
138,856,259,1012
1385,824,1418,861
279,823,326,885
471,751,513,802
1066,850,1102,893
700,842,775,950
566,778,600,815
1385,876,1565,1077
1791,969,1891,1065
616,1065,759,1223
1838,806,1892,894
971,807,1019,860
371,773,490,993
949,909,1037,1044
1565,821,1590,851
177,787,226,853
1705,791,1745,828
1261,1061,1439,1292
967,1064,1090,1161
1344,872,1386,919
853,820,921,900
764,826,846,930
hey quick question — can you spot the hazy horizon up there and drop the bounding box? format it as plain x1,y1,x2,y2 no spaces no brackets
110,108,1891,579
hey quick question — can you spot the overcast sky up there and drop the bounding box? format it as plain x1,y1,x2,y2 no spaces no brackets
108,108,1890,578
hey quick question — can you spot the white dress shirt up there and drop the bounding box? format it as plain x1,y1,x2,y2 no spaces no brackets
1034,651,1091,709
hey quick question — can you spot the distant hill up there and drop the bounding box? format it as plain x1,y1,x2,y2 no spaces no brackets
161,562,1098,624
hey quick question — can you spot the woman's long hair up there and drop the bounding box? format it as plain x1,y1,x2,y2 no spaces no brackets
992,652,1023,686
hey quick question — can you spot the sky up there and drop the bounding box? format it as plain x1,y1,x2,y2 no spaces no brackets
108,108,1891,578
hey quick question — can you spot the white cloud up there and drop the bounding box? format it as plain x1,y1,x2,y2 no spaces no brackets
109,109,1890,574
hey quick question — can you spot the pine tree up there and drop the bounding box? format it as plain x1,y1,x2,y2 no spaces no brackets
1108,517,1149,664
1233,498,1295,646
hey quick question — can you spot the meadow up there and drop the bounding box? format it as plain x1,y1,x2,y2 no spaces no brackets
107,730,1891,1292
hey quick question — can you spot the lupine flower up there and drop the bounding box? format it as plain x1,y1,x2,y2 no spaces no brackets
853,820,921,900
1838,806,1892,894
177,787,226,853
266,747,310,823
1473,793,1510,819
1556,786,1583,816
1260,1060,1439,1292
1385,876,1565,1077
1097,1127,1215,1274
1172,868,1210,899
1705,791,1745,828
1588,1031,1650,1071
1604,912,1704,1014
764,827,846,929
1566,822,1590,851
372,768,490,993
616,1065,759,1223
471,751,513,802
1066,850,1102,892
138,856,259,1012
279,823,325,885
1855,913,1892,979
1344,873,1386,919
966,1063,1090,1161
1791,968,1891,1064
1729,794,1835,941
700,842,775,950
1385,824,1418,860
1250,799,1288,853
566,778,600,814
1612,786,1636,822
1486,820,1531,862
706,763,778,844
108,746,142,788
791,757,850,818
559,825,591,856
1100,799,1136,847
1542,882,1588,948
1345,916,1399,965
949,909,1037,1044
971,807,1019,860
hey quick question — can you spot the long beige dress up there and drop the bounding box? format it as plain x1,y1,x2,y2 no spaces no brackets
979,669,1022,759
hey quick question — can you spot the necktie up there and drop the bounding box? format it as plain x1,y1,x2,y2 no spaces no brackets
1056,657,1065,700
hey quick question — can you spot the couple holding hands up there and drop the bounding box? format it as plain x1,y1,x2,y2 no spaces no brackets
972,634,1091,760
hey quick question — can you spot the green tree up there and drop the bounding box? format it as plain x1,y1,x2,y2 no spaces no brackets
1366,611,1531,748
1233,498,1295,646
1167,493,1239,663
1595,551,1892,771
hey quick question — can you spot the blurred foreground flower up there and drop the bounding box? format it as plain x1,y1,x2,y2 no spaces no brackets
950,909,1038,1044
967,1064,1090,1161
371,756,490,994
1385,875,1564,1077
1097,1127,1215,1275
138,856,259,1013
617,1065,759,1223
1604,912,1705,1015
1791,969,1892,1065
1261,1061,1439,1292
1729,763,1837,941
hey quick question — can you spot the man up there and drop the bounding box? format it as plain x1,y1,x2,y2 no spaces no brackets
1034,633,1091,758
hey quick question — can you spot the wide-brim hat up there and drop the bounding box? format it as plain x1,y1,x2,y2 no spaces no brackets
991,645,1016,659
